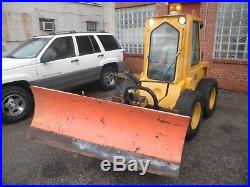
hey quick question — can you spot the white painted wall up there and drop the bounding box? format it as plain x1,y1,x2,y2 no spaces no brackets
2,2,115,55
103,3,115,35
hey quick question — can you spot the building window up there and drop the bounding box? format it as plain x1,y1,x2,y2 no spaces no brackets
214,3,248,60
115,5,156,53
86,21,97,32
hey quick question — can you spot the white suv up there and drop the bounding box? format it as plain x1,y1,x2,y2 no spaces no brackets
2,32,126,123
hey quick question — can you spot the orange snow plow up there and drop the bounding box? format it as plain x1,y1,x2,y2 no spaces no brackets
27,86,190,177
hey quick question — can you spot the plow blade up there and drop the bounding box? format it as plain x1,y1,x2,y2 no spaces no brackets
27,86,190,177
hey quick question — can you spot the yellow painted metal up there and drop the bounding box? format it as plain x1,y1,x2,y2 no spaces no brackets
140,82,168,105
191,102,201,130
158,85,181,109
137,14,209,110
209,87,216,110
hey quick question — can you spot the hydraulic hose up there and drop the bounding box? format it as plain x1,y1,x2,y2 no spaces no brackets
125,72,141,86
122,85,159,110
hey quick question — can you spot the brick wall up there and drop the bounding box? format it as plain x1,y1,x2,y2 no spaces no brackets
124,53,144,74
209,63,248,93
200,2,218,62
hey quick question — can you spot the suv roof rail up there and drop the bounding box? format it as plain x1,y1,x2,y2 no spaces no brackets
49,30,108,35
49,30,77,35
33,30,110,37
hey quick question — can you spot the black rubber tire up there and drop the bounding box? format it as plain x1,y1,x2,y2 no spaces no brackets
175,90,203,140
2,85,34,124
100,66,118,90
197,78,218,118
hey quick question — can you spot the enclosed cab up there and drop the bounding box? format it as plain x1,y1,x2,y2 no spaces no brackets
120,6,218,139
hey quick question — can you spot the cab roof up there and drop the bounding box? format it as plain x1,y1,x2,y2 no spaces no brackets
149,14,203,23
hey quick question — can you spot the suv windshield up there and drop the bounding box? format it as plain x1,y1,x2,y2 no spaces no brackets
148,22,179,82
7,38,50,59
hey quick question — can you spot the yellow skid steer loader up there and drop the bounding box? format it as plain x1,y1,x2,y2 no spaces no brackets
27,6,218,178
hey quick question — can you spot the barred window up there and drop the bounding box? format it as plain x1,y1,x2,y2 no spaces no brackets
86,21,97,32
115,5,156,54
214,3,248,60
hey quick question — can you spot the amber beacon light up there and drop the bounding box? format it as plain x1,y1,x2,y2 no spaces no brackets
169,3,182,15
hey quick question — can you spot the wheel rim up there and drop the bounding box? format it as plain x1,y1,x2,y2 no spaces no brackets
209,87,216,110
104,72,117,86
2,94,26,117
191,102,201,130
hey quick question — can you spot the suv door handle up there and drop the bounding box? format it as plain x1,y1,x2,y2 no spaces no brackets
98,54,104,58
71,59,79,64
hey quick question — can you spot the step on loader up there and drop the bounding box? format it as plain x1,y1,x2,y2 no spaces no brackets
27,4,218,178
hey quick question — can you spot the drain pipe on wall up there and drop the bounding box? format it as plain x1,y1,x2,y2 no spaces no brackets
203,2,209,40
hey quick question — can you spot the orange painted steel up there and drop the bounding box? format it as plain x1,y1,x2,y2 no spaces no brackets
29,86,190,174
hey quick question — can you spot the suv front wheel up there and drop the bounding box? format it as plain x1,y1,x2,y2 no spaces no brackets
100,66,118,90
2,85,34,124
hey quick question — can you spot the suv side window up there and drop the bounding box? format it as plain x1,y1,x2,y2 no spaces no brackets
41,36,75,63
89,35,101,53
97,35,122,51
76,36,94,56
191,22,200,66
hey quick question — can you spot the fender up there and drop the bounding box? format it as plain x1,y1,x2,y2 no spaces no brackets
2,69,38,85
99,56,120,67
99,57,127,72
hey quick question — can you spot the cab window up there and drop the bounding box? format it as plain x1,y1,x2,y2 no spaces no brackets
148,23,179,82
191,22,200,66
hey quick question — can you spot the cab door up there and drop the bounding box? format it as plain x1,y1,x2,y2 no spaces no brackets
190,21,205,89
36,36,79,89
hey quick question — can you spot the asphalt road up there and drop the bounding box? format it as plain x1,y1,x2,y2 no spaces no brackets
2,82,248,184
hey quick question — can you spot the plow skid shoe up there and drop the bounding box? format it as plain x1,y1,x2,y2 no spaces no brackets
27,86,190,177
